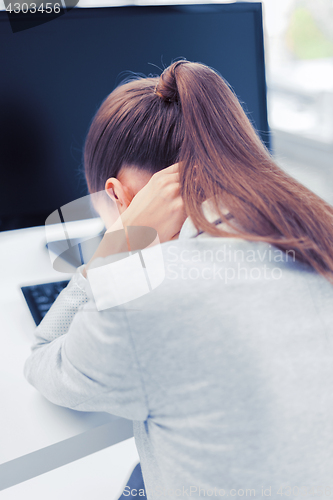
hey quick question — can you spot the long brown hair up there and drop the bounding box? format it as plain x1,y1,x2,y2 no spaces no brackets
84,60,333,283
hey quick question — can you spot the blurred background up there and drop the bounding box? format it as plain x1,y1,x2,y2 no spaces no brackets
256,0,333,205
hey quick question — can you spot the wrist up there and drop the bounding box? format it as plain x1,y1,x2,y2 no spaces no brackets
81,266,88,279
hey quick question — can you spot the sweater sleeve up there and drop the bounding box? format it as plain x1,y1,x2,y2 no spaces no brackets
23,267,149,421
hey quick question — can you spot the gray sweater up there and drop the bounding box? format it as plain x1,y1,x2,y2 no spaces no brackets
24,208,333,499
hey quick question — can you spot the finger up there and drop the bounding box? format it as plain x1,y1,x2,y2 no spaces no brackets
164,163,179,174
166,172,180,183
153,173,180,190
171,195,185,211
167,180,181,195
159,182,181,200
152,166,179,181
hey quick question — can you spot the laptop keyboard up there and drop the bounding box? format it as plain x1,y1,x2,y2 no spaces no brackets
21,280,70,326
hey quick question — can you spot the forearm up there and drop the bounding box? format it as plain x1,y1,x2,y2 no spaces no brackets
80,214,155,279
33,219,132,345
31,267,91,348
81,218,130,279
23,273,148,419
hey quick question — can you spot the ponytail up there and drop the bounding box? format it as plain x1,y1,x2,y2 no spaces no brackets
154,60,333,283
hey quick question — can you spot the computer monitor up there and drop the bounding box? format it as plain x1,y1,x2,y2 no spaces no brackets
0,3,269,231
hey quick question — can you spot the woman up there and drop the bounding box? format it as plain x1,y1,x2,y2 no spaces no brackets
25,61,333,499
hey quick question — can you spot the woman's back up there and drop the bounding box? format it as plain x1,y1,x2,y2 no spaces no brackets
129,234,333,498
25,227,333,499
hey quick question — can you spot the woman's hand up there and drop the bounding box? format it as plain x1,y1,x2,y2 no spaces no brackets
80,164,186,278
115,163,187,244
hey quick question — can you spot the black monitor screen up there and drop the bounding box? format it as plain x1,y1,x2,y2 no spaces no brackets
0,3,269,230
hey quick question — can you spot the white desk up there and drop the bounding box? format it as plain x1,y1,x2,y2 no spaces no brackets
0,222,138,497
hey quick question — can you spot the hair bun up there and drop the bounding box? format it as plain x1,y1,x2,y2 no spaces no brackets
155,60,187,103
